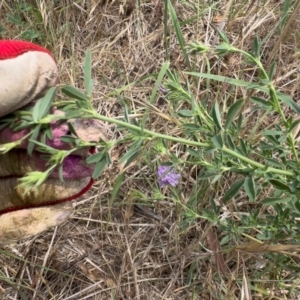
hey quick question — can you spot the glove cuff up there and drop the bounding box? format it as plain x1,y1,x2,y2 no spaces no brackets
0,40,53,60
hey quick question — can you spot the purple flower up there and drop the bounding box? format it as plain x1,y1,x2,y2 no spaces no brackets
157,166,180,188
158,84,168,94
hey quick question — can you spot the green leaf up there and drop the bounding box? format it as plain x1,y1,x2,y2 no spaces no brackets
32,88,56,122
262,197,288,205
32,98,42,122
237,113,243,130
244,176,256,201
211,174,221,184
119,140,142,165
124,150,140,168
225,99,244,129
58,165,64,182
67,122,79,137
60,136,78,143
186,72,300,114
237,138,248,156
27,125,41,155
110,172,125,204
92,157,107,179
225,134,236,150
211,101,222,130
276,91,300,114
264,158,282,168
187,147,200,157
84,49,93,97
86,151,105,164
186,72,250,87
62,86,88,101
290,119,300,133
253,36,261,57
215,43,231,56
294,200,300,213
217,31,229,43
178,110,194,117
263,130,283,137
250,96,272,108
224,178,245,202
211,134,223,149
149,61,170,105
39,87,56,119
269,179,290,191
167,0,191,70
268,62,276,80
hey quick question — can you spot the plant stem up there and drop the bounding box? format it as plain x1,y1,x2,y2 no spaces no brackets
84,110,294,177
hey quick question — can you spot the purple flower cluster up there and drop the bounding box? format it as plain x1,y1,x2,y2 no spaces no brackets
157,166,180,188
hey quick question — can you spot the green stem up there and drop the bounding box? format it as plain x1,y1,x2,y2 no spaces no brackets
234,48,299,164
84,110,294,177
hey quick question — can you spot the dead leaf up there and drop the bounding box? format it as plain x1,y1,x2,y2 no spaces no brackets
206,227,226,274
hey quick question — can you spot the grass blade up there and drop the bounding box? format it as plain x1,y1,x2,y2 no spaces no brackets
167,0,191,70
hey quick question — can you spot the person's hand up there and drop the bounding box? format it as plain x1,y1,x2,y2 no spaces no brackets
0,40,106,244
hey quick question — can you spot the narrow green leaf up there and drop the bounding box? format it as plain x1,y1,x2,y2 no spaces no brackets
149,61,169,105
32,87,55,123
178,110,194,117
211,134,223,149
62,86,88,101
38,87,56,119
60,136,78,143
244,176,256,201
274,91,300,114
269,179,290,191
263,130,283,136
211,101,222,130
27,125,41,155
217,31,229,43
268,62,276,80
225,99,244,129
250,96,272,108
186,72,300,114
84,49,93,97
67,122,79,137
253,36,261,57
294,200,300,213
187,147,200,157
110,172,125,204
119,141,142,165
92,158,107,179
225,134,236,150
238,138,248,156
237,113,243,130
32,99,42,122
264,158,282,168
224,178,244,202
86,151,105,164
262,197,288,205
211,174,221,184
58,165,64,182
124,150,140,168
186,72,249,87
290,119,300,132
167,0,191,70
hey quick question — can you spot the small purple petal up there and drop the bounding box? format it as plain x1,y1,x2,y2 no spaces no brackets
157,166,180,188
158,84,168,94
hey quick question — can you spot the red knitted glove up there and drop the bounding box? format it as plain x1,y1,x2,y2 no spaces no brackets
0,40,106,244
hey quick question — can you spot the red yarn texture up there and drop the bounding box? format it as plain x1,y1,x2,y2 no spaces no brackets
0,40,53,60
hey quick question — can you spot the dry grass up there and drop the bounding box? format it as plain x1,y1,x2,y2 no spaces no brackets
1,0,300,299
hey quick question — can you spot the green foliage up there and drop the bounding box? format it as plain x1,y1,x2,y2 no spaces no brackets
2,1,44,42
